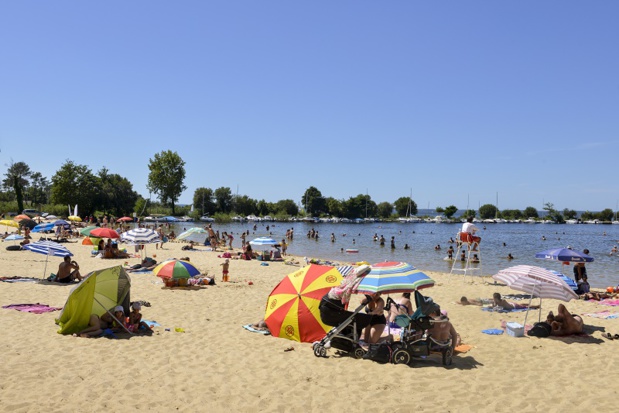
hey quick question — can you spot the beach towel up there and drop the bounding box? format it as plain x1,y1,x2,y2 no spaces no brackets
582,311,619,320
243,324,271,335
0,276,39,283
600,299,619,306
2,303,62,314
142,319,161,328
482,307,528,313
482,329,504,335
455,344,473,354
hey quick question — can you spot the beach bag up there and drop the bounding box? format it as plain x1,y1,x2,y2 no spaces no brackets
527,322,551,337
362,343,392,364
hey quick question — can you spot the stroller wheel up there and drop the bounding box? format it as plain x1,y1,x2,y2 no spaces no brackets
352,346,366,359
313,342,327,358
442,347,453,366
392,348,411,365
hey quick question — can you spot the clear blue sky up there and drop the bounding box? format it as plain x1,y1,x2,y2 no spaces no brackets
1,2,617,212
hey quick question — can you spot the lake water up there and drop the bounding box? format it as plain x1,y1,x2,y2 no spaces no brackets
164,221,619,288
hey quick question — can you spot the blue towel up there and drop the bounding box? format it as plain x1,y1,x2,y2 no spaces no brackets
482,328,504,335
142,319,161,328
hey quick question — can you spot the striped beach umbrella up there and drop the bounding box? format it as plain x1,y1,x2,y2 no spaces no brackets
22,240,73,278
153,259,200,279
493,265,578,326
355,261,435,294
120,228,160,245
249,237,278,247
264,264,344,343
492,265,578,302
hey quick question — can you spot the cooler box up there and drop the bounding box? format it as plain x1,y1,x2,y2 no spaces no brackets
506,322,524,337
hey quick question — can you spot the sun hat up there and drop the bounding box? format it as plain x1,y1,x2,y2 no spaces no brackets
131,302,141,310
114,305,124,313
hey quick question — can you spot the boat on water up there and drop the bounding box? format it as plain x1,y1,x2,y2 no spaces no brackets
200,215,215,222
566,219,578,224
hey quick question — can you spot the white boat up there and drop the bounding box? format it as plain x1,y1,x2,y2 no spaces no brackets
524,218,536,224
179,216,194,222
612,221,619,225
200,215,214,222
565,219,578,224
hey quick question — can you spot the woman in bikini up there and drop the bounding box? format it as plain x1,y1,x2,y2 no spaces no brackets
361,293,386,345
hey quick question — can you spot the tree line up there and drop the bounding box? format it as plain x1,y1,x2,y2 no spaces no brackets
1,152,615,222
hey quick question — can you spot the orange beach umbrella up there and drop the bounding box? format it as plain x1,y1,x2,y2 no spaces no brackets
264,264,343,343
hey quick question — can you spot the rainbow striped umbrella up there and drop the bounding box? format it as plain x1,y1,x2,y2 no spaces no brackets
355,261,435,294
153,259,200,279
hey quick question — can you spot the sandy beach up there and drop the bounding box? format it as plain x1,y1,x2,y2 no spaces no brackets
0,238,616,412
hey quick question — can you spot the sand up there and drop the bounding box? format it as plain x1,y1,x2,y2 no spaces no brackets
0,237,616,412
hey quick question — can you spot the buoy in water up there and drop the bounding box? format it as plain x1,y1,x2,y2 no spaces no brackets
345,249,359,253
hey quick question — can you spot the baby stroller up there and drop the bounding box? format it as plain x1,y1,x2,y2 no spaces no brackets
390,290,454,366
313,294,373,359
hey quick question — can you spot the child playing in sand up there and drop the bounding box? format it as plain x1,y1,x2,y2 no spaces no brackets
127,302,153,333
221,258,230,282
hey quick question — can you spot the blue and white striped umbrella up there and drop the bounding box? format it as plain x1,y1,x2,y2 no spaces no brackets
5,234,25,241
355,261,435,294
32,222,55,233
249,237,278,247
120,228,160,245
22,241,73,279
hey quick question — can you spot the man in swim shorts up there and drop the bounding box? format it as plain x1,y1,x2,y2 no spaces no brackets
56,256,82,283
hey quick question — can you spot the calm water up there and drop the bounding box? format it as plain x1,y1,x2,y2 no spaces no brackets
164,221,619,288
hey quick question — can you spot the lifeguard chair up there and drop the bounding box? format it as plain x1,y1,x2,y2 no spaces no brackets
450,231,482,280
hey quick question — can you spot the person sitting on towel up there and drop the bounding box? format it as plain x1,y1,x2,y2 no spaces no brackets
427,309,459,351
546,304,584,336
56,256,82,283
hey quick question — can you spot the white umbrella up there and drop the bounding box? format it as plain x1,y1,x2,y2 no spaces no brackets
120,228,160,259
492,265,578,326
22,240,73,278
177,227,207,242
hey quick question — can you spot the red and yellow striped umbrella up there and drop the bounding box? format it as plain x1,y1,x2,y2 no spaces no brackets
264,264,343,343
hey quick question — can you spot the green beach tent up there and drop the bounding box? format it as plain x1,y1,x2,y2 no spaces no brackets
56,265,131,335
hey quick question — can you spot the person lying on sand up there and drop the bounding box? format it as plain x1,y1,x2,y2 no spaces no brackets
546,304,583,336
250,319,269,331
459,293,540,310
126,257,157,272
74,306,125,338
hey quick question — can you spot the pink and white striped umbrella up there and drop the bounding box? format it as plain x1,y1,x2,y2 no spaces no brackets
492,265,578,302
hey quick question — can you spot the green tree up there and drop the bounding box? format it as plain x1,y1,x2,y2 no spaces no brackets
3,161,31,212
28,171,50,206
193,187,216,216
562,208,577,220
342,194,376,219
543,202,564,223
479,204,497,219
214,187,233,213
274,199,299,216
256,200,270,216
502,209,523,220
231,195,256,216
394,196,417,217
100,171,139,216
461,209,477,219
147,150,187,215
376,202,393,219
325,197,343,218
523,207,539,218
51,160,99,215
302,186,326,216
598,208,614,221
581,211,594,221
443,205,458,219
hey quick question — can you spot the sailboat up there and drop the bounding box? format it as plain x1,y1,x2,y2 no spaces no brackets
494,193,507,223
398,189,421,223
613,201,619,224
